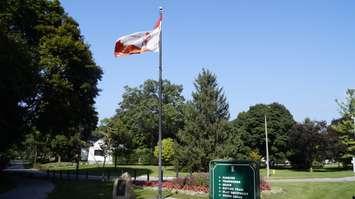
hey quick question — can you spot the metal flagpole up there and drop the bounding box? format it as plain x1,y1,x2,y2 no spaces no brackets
158,6,163,199
264,115,270,179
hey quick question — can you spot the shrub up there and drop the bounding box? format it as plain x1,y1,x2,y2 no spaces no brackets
260,177,271,191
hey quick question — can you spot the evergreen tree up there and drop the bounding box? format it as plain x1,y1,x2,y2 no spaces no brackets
176,69,242,172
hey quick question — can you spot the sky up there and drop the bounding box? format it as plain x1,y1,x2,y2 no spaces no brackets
61,0,355,123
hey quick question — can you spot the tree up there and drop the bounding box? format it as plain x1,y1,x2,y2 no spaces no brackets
232,103,295,164
36,15,102,139
176,69,242,172
22,129,51,164
287,119,328,169
50,135,69,163
154,138,175,164
115,79,185,164
0,0,102,162
318,126,346,164
0,0,45,152
96,118,132,168
331,89,355,166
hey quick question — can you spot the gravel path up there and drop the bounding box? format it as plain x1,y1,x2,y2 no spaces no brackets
0,177,54,199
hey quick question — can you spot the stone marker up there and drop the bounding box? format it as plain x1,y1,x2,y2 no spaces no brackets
112,172,136,199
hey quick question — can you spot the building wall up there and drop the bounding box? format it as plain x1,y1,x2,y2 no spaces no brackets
87,139,113,164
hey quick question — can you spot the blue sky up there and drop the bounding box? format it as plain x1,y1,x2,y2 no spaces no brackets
61,0,355,123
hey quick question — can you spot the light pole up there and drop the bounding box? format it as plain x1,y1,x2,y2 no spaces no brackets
264,115,270,179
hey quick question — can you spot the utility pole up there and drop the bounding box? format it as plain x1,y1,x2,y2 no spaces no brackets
264,115,270,179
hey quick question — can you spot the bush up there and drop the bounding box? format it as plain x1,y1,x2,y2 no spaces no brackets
312,160,324,169
128,148,155,165
260,177,271,191
172,173,209,187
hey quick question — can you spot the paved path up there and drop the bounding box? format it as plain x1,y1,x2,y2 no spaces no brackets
0,177,54,199
270,176,355,183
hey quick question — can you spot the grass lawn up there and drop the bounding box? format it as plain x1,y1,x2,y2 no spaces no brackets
47,180,208,199
39,162,189,177
47,180,355,199
0,174,16,193
263,182,355,199
260,168,355,179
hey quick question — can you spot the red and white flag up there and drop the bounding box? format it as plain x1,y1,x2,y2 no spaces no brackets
114,17,161,57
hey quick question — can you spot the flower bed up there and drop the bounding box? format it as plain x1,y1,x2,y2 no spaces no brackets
134,174,271,193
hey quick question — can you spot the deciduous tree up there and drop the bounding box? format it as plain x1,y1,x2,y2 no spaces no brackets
232,103,295,164
287,119,328,169
115,79,185,164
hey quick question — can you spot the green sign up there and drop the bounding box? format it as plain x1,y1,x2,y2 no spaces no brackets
209,160,260,199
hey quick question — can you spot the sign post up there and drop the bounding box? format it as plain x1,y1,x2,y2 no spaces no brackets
209,160,260,199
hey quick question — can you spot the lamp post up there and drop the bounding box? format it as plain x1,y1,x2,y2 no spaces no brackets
264,115,270,179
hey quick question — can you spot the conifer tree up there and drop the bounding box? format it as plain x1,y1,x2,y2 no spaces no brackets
176,69,243,172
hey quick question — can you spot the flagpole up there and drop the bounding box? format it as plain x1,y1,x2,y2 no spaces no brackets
158,6,163,199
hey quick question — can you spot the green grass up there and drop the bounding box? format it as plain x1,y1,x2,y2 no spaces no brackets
263,182,355,199
39,162,189,177
46,178,355,199
260,168,355,179
0,174,16,193
47,181,208,199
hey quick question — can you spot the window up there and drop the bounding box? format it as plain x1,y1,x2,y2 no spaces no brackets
94,150,104,156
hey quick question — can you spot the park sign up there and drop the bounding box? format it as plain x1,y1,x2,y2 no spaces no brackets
209,160,260,199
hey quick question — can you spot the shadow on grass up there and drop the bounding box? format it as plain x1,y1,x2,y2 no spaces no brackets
48,180,112,199
134,186,175,199
0,173,16,193
48,166,152,178
73,167,152,177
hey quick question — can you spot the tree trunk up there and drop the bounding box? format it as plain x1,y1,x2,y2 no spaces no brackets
114,153,118,169
103,156,106,168
75,152,80,174
33,144,37,167
150,141,154,165
57,155,61,164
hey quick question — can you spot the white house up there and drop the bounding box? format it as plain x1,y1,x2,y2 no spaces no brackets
86,139,113,164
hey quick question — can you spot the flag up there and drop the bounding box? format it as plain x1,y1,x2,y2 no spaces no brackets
114,16,161,57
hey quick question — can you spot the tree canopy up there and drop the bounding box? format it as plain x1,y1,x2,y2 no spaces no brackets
232,103,295,163
114,79,185,163
287,119,332,169
0,0,102,158
331,89,355,164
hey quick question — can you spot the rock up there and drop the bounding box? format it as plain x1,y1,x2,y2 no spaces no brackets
112,172,136,199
